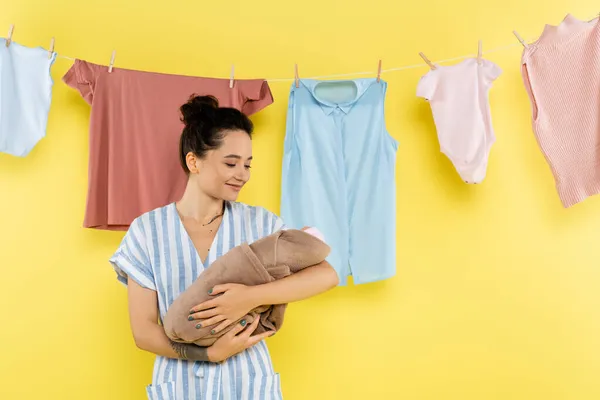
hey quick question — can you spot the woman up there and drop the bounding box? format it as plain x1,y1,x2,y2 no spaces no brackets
109,94,339,400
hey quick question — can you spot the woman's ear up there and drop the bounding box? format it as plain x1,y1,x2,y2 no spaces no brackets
186,152,200,174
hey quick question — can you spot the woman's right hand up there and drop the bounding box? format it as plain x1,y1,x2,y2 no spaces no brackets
207,317,274,362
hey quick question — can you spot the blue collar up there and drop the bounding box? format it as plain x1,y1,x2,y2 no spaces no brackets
299,78,379,116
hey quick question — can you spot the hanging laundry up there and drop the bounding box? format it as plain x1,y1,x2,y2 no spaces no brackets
280,78,398,286
521,14,600,208
417,57,501,184
63,59,273,230
0,40,56,157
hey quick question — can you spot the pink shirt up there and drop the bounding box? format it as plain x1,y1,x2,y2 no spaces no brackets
521,14,600,207
63,60,273,230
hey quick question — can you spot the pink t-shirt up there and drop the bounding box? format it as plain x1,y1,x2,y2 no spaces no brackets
63,60,273,230
521,14,600,207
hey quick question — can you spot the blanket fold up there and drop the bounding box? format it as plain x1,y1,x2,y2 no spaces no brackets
163,228,330,346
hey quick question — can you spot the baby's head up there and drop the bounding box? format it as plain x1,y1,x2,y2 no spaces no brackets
300,226,326,243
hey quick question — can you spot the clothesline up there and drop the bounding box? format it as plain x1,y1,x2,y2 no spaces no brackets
50,12,599,83
54,41,527,83
267,43,529,81
8,11,597,83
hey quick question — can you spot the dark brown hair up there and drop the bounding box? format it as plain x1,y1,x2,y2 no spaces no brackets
179,95,253,173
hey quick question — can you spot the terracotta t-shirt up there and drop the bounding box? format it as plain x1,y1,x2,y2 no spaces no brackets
63,59,274,230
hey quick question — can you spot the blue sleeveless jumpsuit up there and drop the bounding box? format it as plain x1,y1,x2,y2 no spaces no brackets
281,78,398,285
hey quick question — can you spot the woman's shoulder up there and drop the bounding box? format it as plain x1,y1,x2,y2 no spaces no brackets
228,201,284,233
228,201,279,218
127,203,173,235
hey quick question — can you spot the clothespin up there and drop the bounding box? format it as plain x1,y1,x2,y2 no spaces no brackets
5,24,14,47
376,60,382,82
477,40,482,64
48,37,55,59
513,30,528,48
229,65,235,89
108,50,116,73
419,52,436,70
294,64,300,88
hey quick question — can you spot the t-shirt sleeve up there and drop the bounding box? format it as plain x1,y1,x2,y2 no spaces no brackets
483,60,502,82
62,59,99,104
108,217,156,290
416,73,437,101
241,80,274,116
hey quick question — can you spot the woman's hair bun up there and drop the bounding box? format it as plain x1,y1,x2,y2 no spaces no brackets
180,94,219,127
178,93,253,174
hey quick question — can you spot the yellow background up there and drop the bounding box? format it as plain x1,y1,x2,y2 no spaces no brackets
1,1,600,399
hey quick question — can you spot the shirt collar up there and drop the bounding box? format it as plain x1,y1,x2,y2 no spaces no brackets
299,78,377,116
317,102,354,115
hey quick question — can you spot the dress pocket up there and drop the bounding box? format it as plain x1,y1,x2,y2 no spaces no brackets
145,380,177,400
249,373,283,400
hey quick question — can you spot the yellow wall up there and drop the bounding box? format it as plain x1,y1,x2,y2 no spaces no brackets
2,1,600,399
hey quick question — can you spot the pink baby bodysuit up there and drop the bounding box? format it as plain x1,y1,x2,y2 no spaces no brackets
521,14,600,207
417,58,502,184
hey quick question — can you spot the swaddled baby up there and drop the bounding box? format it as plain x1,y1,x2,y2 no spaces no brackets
164,226,329,347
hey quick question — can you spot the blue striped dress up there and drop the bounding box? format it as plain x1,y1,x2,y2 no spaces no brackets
109,201,286,400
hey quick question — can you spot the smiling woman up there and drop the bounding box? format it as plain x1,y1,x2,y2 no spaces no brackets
178,95,254,203
108,94,338,399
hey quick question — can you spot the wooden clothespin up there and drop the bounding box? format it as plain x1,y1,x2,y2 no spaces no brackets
5,24,14,47
294,64,300,88
477,40,482,64
376,60,382,82
513,30,528,48
419,52,436,70
48,37,55,59
108,50,116,73
229,65,235,89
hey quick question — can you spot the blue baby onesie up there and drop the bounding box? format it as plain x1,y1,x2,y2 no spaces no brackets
0,39,56,157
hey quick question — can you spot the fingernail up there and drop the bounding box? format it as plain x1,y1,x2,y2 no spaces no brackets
188,316,194,321
196,324,202,329
189,310,195,314
240,320,246,326
210,329,216,335
208,288,213,294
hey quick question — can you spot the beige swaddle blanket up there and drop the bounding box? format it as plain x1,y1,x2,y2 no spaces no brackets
164,228,330,346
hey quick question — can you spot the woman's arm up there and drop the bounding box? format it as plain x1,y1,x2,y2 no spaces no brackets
127,279,271,362
247,260,339,307
127,279,211,361
189,260,339,332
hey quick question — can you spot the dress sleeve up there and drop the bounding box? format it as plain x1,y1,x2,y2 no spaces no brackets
272,215,287,232
108,217,156,290
256,206,287,235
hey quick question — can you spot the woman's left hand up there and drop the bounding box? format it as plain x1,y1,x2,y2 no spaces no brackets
188,283,258,334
